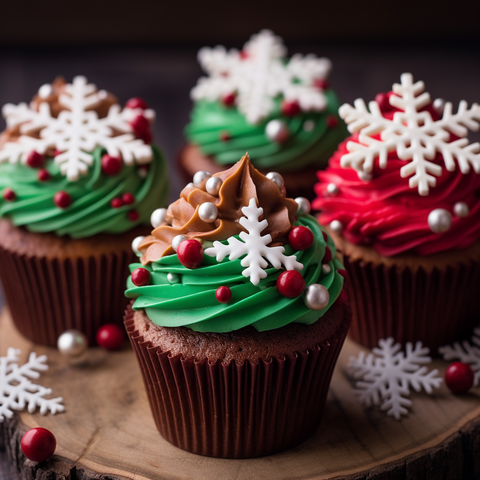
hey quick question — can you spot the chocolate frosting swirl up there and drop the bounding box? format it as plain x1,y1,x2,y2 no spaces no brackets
139,153,298,263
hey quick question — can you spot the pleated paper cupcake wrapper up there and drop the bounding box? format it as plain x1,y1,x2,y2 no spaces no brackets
0,245,132,346
125,305,351,459
345,255,480,352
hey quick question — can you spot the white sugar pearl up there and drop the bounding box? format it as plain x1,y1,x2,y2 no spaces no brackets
172,235,186,251
38,84,52,98
265,119,290,142
57,330,88,357
198,202,218,223
295,197,311,215
193,171,211,189
304,284,330,311
330,220,343,233
131,236,145,256
326,183,339,195
453,202,469,217
428,208,452,233
266,172,284,190
167,272,180,284
357,171,373,181
206,176,223,196
150,208,167,228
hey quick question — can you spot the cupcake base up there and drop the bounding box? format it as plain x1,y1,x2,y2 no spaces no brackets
125,302,351,458
329,230,480,351
177,144,321,201
0,218,148,346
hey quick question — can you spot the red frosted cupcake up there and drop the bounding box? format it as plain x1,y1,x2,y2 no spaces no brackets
313,73,480,351
125,154,349,458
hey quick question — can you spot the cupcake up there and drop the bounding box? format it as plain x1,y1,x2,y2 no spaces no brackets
313,73,480,351
125,154,349,458
0,76,169,346
179,30,347,200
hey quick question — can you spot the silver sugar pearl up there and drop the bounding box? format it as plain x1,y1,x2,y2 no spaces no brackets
266,172,284,190
433,98,446,115
167,272,180,284
330,220,343,233
150,208,167,228
295,197,311,216
303,120,315,132
193,171,211,189
57,330,88,357
326,183,339,195
38,84,53,98
322,264,331,275
453,201,469,217
206,176,223,196
265,119,290,143
428,208,452,233
198,202,218,223
304,284,330,311
357,171,373,181
172,235,186,252
131,236,145,256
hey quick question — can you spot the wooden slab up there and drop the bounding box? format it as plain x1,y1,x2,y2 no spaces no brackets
1,307,480,480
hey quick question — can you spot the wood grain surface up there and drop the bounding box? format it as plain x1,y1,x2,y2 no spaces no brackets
1,308,480,480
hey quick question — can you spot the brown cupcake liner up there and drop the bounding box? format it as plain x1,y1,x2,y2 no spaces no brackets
125,304,351,458
0,245,132,346
344,255,480,352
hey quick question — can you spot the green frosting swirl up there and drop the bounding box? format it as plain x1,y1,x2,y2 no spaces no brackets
185,90,348,172
126,215,344,333
0,146,168,238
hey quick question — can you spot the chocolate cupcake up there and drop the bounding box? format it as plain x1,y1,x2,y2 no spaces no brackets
125,154,349,458
0,76,169,346
313,73,480,351
179,30,347,200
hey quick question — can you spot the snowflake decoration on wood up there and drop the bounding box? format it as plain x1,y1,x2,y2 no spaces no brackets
0,76,154,181
0,348,64,422
439,327,480,386
348,338,442,420
339,73,480,195
191,29,331,124
205,198,303,285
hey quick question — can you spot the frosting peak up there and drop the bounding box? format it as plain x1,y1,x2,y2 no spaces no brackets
140,153,297,263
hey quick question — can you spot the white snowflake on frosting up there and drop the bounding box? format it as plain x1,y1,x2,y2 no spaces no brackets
439,327,480,386
348,338,442,420
191,29,331,124
205,198,303,285
0,76,155,181
0,348,64,422
339,73,480,195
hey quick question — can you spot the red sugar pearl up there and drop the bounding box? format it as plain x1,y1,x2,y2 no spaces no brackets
177,239,204,269
326,115,338,129
26,151,44,168
338,269,348,278
282,100,301,117
445,362,474,394
215,286,232,303
125,97,149,110
128,210,140,222
336,289,348,306
101,154,122,176
37,169,50,182
54,191,71,209
96,324,125,350
276,270,305,298
289,226,314,251
21,427,56,463
323,246,332,264
219,131,231,142
122,193,135,205
222,93,236,106
131,267,150,286
314,78,329,90
111,198,124,209
375,92,395,112
130,115,152,143
321,231,328,242
3,188,15,201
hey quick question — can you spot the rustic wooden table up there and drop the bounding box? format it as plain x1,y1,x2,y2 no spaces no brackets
1,42,479,479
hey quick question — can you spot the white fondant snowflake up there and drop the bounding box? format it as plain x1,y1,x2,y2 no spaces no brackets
0,76,155,181
205,198,303,285
191,30,331,124
339,73,480,195
0,348,65,422
439,327,480,386
348,338,442,420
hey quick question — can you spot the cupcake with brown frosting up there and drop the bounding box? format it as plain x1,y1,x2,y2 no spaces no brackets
125,154,350,458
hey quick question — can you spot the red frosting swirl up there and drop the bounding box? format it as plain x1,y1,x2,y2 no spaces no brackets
313,134,480,256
